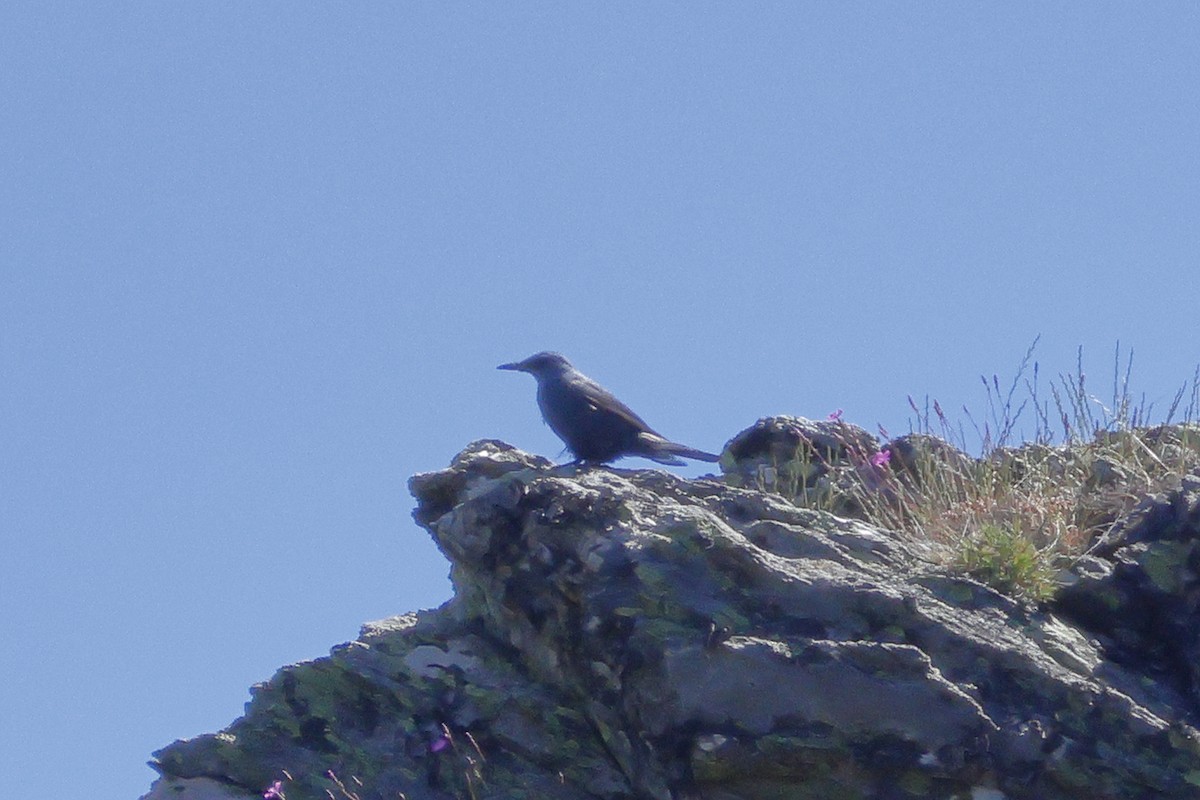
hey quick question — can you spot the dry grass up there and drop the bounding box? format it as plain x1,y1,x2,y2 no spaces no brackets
769,341,1200,600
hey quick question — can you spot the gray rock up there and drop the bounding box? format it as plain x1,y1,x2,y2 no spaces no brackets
143,437,1200,800
140,777,254,800
721,416,888,521
1056,477,1200,714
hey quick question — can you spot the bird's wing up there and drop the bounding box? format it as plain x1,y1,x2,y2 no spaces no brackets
573,375,660,434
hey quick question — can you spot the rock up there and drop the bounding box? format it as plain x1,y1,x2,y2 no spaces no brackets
887,433,974,484
1056,478,1200,710
722,416,878,488
721,416,887,521
988,443,1069,483
143,437,1200,800
140,777,253,800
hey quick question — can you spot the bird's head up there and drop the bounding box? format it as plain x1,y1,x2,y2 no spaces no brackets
497,351,575,379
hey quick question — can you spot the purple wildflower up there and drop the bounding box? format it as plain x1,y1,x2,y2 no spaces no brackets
263,780,285,800
430,734,451,753
828,409,844,421
871,450,891,468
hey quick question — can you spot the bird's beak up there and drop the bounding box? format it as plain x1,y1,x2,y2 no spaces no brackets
497,361,524,372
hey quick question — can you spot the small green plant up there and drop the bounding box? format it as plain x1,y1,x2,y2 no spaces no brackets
956,522,1057,600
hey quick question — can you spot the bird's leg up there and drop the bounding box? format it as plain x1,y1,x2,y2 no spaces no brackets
562,458,600,470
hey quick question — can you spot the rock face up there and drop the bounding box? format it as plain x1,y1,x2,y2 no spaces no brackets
1057,474,1200,711
143,432,1200,800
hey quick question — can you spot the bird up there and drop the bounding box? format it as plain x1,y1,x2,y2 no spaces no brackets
498,351,721,466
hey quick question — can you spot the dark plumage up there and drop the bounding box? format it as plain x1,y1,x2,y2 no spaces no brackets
498,351,720,466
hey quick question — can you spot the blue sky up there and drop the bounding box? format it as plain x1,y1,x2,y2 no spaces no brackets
3,4,1199,798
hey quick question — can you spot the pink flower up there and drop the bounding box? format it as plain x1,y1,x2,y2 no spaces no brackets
828,409,844,421
263,780,285,800
430,734,451,753
871,450,891,467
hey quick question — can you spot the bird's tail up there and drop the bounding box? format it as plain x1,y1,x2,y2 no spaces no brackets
637,432,721,465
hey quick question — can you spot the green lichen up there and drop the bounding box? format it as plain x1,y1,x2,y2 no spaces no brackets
1138,541,1190,594
897,769,932,795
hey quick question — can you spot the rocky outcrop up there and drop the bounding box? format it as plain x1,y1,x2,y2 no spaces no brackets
142,428,1200,800
1057,473,1200,709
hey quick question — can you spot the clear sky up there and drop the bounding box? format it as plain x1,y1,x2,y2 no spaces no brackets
3,4,1199,798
